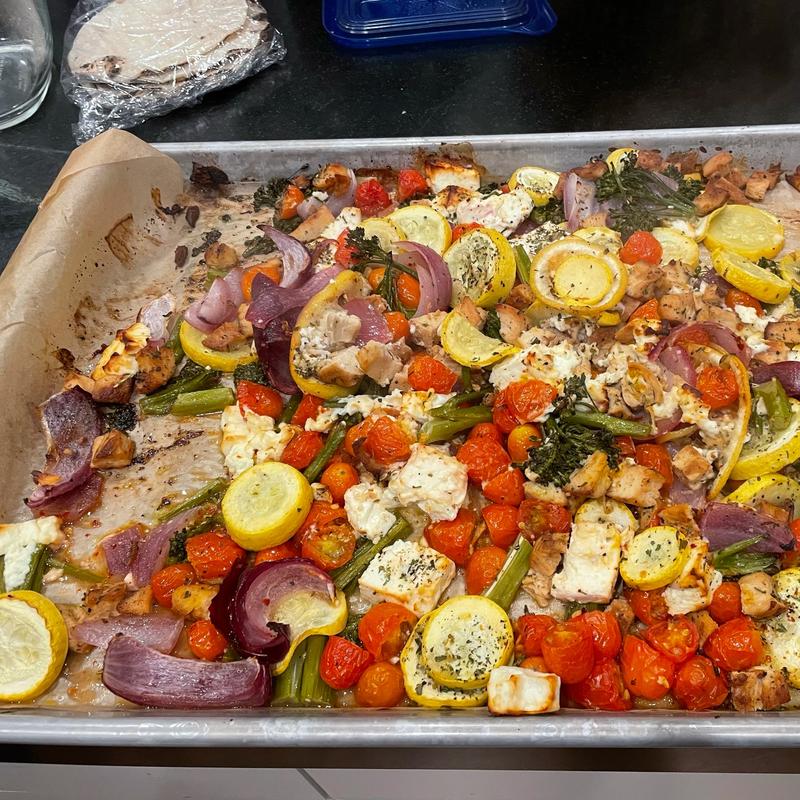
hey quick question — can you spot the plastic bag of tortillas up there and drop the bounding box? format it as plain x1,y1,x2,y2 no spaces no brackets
62,0,286,142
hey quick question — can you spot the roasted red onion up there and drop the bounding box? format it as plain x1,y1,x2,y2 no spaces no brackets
654,408,683,436
659,345,697,386
324,167,357,216
258,225,312,288
209,557,247,643
345,298,392,344
137,293,176,346
750,361,800,397
75,614,183,654
650,322,751,365
103,636,269,708
101,525,142,576
184,268,243,333
701,502,795,553
668,477,708,509
394,241,453,315
563,173,598,232
297,196,323,220
31,472,103,523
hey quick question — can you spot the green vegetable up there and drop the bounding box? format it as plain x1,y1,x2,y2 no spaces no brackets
273,217,302,234
357,375,389,397
0,556,5,593
156,477,229,522
461,366,473,391
332,516,412,594
758,257,781,276
166,315,184,363
340,614,363,645
47,557,103,584
171,387,235,417
139,362,220,415
525,376,621,487
299,635,335,707
22,545,49,592
279,393,302,424
711,535,777,576
429,390,484,419
166,514,222,564
514,244,531,283
483,535,534,610
254,178,290,212
204,267,230,289
233,361,268,387
222,645,242,662
103,403,137,432
529,196,565,226
241,234,276,260
418,406,493,443
791,287,800,310
304,419,350,483
753,378,792,434
191,229,221,258
484,309,503,341
562,411,651,437
272,639,308,706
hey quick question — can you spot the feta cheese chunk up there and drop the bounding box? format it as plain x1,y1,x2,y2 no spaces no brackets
551,520,621,604
487,667,561,715
358,539,455,616
320,206,362,240
490,338,593,393
663,539,722,616
344,482,397,543
219,405,295,477
0,517,63,590
387,444,468,522
455,188,534,237
424,159,481,194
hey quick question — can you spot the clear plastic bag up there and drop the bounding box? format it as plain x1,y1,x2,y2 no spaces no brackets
61,0,286,143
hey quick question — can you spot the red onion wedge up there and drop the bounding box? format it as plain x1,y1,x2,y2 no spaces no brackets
137,292,176,346
668,476,708,509
75,614,183,654
563,173,598,232
209,557,247,643
31,472,103,523
751,361,800,397
345,298,392,344
100,525,142,576
323,166,357,216
701,502,795,553
297,196,323,220
659,345,697,386
184,268,243,333
258,225,312,289
394,241,453,315
650,322,751,365
103,636,269,708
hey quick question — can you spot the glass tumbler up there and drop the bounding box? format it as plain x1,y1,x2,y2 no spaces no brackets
0,0,53,130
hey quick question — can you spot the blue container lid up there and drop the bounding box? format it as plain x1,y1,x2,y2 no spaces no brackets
322,0,557,48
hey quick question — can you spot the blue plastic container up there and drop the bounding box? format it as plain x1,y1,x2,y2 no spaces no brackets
322,0,557,48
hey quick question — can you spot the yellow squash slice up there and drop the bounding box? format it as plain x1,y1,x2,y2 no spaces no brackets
179,321,257,373
651,226,700,269
711,248,791,305
619,526,689,591
360,217,406,252
703,204,785,260
732,397,800,481
444,227,516,308
388,205,452,255
507,166,560,206
724,473,800,516
440,310,519,367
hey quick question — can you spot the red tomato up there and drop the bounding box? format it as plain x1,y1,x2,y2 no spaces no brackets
236,381,283,418
725,288,763,316
301,522,356,571
708,581,742,623
482,467,525,506
384,311,411,341
335,228,358,267
696,366,739,410
628,298,661,322
492,401,519,434
358,602,417,661
279,185,305,220
482,504,521,549
451,222,481,242
627,588,669,627
500,380,558,426
541,624,595,684
186,620,228,661
354,178,391,217
515,614,557,657
355,662,405,707
396,169,428,202
507,423,542,462
615,435,637,458
396,273,422,309
518,499,572,538
151,563,196,609
185,529,245,581
634,443,673,489
568,658,632,711
363,415,412,465
619,230,663,265
465,546,507,595
579,610,623,659
254,541,299,565
241,261,281,300
407,355,458,393
320,461,359,504
468,422,504,443
344,416,376,457
620,635,676,700
674,655,729,711
282,430,324,470
291,394,325,427
456,438,511,485
674,327,712,346
784,519,800,567
704,617,764,672
519,655,548,671
320,635,374,690
643,617,699,663
425,508,476,566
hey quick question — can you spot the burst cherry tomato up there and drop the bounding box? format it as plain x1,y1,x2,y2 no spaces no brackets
425,507,476,566
643,616,699,663
355,661,406,707
704,616,764,672
297,501,348,539
320,635,374,690
515,614,558,657
725,288,763,316
396,169,428,202
344,416,376,457
335,228,357,267
615,435,637,458
358,602,418,661
408,355,458,393
451,222,481,242
465,545,507,595
236,380,283,418
482,504,521,549
634,443,673,489
384,311,411,341
518,499,572,538
291,394,325,427
186,620,228,661
482,467,525,506
541,623,595,684
496,380,558,428
281,430,324,470
674,327,712,346
673,655,729,710
241,261,281,300
301,522,356,571
696,366,739,410
151,563,196,609
627,587,669,627
254,540,300,564
468,422,504,443
186,529,245,581
368,268,421,309
354,178,391,217
279,185,305,220
628,298,661,322
456,438,511,484
320,461,360,504
362,415,412,465
619,230,663,265
620,635,675,700
579,610,623,659
519,655,548,671
568,658,632,711
507,423,542,462
708,581,742,623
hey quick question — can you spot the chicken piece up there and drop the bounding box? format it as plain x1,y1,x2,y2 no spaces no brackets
454,296,486,329
85,580,127,618
787,166,800,193
672,445,713,487
318,306,362,347
716,175,750,204
607,597,635,637
202,321,248,352
693,179,730,216
658,292,697,324
117,586,153,616
91,430,135,469
696,305,741,331
522,531,569,607
605,386,639,420
659,504,700,538
727,168,748,190
739,572,785,618
572,160,608,180
688,610,718,647
752,341,790,365
291,205,335,243
504,282,537,311
663,540,721,616
65,372,134,404
757,501,791,524
433,185,479,217
237,304,253,339
730,667,791,712
702,152,733,179
657,261,693,292
608,462,665,507
135,345,176,394
566,451,611,499
666,150,700,174
409,310,447,349
313,163,352,194
582,211,609,228
495,304,525,344
766,315,800,344
204,242,239,268
318,346,364,387
621,363,664,409
635,149,665,172
523,481,569,506
357,340,412,386
626,261,665,300
746,164,783,200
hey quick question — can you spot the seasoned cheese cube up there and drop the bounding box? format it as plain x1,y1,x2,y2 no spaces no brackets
219,405,294,477
424,159,481,194
358,539,455,616
487,667,561,715
0,516,63,590
344,482,397,544
551,521,621,604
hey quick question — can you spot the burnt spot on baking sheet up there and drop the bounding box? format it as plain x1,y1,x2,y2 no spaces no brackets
132,428,204,465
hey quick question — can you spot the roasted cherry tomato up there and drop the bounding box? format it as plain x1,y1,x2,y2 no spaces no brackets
507,423,542,462
363,415,412,465
186,529,245,581
384,311,411,341
358,602,418,661
151,563,196,609
451,222,481,242
320,461,360,504
335,228,357,267
615,435,637,458
620,635,675,700
482,504,521,549
515,614,558,657
281,430,325,470
369,268,421,309
579,610,623,659
396,169,428,202
465,545,507,595
643,616,699,663
497,380,558,427
355,661,406,707
568,658,632,711
468,422,504,443
320,635,374,690
634,443,673,489
456,438,511,485
674,327,712,346
627,587,669,627
519,655,548,671
784,519,800,567
186,619,228,661
482,467,525,506
708,581,742,623
628,298,661,322
254,540,300,565
696,366,739,410
518,499,572,538
236,380,283,418
291,394,325,427
725,288,763,316
296,501,348,539
355,178,391,217
541,623,595,684
425,507,476,566
344,415,376,457
301,522,356,571
279,185,305,220
241,261,281,300
619,230,663,265
673,655,729,711
704,616,764,672
407,355,458,393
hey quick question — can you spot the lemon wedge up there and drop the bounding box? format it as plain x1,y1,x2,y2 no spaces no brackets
179,321,257,373
573,226,622,254
606,147,637,172
0,591,68,702
444,227,516,308
711,248,791,304
732,398,800,481
388,205,452,255
703,204,785,260
619,526,689,591
440,310,519,367
222,462,313,551
507,166,560,207
360,217,405,252
725,473,800,516
651,226,700,269
779,251,800,291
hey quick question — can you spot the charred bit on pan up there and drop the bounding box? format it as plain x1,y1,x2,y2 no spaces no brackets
174,245,188,268
185,205,200,229
190,163,230,191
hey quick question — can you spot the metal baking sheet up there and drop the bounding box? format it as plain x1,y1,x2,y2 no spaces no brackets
4,123,800,748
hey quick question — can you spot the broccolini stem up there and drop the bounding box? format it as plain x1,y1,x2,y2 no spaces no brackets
140,369,220,415
272,639,308,706
483,536,533,610
166,315,184,363
562,412,651,437
279,394,302,424
419,407,493,443
47,557,104,584
22,545,50,592
429,391,484,419
300,636,335,707
304,420,349,483
514,244,531,283
156,477,229,521
171,387,235,417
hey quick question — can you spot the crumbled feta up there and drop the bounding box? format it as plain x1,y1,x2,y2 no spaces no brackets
490,340,592,391
734,304,766,328
320,206,362,240
344,482,397,543
311,190,329,202
650,385,681,422
293,325,331,379
0,517,63,590
663,540,721,616
455,188,533,237
219,405,295,477
487,667,561,715
676,386,729,448
510,222,567,259
551,520,620,604
746,335,771,355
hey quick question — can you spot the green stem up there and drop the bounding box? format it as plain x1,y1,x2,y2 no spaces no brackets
429,391,484,419
304,420,349,483
47,557,104,584
419,407,493,443
483,535,533,610
279,394,302,424
140,369,220,415
171,387,235,417
22,545,50,592
156,477,229,521
272,640,308,706
514,244,531,284
460,366,473,391
166,316,184,363
563,412,651,437
754,379,792,433
300,636,335,707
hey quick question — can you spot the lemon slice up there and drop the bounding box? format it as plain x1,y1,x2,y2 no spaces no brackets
440,310,519,367
732,397,800,481
444,227,516,308
725,473,800,516
360,217,405,252
529,236,628,315
651,226,700,268
179,321,257,373
619,526,689,591
421,596,513,690
507,166,560,207
711,248,791,304
573,226,622,254
388,205,452,255
222,462,313,550
779,251,800,290
0,591,68,702
703,204,785,260
607,147,637,172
